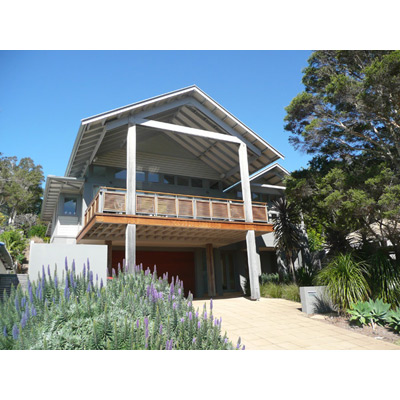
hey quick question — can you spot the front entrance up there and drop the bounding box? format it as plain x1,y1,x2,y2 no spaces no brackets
112,249,195,296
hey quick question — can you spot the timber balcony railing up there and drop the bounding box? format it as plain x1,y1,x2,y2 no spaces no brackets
84,187,269,225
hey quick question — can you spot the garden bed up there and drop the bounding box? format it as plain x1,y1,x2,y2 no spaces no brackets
311,313,400,346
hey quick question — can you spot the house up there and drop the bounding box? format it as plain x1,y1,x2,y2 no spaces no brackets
40,86,287,300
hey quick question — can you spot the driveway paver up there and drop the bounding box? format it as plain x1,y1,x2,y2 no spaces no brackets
192,296,400,350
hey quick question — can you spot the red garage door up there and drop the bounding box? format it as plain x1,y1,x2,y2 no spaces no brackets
112,250,195,297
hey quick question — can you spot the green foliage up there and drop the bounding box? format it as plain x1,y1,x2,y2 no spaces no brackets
316,253,370,312
295,265,318,287
27,224,48,239
272,197,302,282
307,227,325,253
366,252,400,308
368,298,391,327
0,154,44,223
348,301,373,326
260,273,279,285
260,282,300,302
0,262,242,350
386,309,400,333
0,229,27,265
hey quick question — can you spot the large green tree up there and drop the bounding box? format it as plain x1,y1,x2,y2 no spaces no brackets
284,51,400,260
0,154,44,224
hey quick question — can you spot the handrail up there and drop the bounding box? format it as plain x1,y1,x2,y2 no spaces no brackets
84,187,269,223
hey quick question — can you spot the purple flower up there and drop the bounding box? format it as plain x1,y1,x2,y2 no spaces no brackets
65,257,68,271
210,298,213,310
196,310,199,319
224,338,228,344
204,311,207,320
159,324,163,335
188,301,192,308
189,312,192,321
42,265,45,279
198,321,201,329
219,317,222,326
21,314,27,329
144,317,149,329
145,328,149,339
136,319,139,329
70,271,75,289
87,258,90,271
242,345,245,350
3,326,7,337
21,297,26,309
89,271,93,284
178,288,181,296
15,296,19,311
180,317,185,323
28,284,33,303
47,265,51,277
192,337,196,344
87,282,91,293
54,274,58,289
83,263,86,278
173,302,177,310
214,319,218,326
100,279,103,289
64,286,70,301
72,260,76,272
12,324,19,340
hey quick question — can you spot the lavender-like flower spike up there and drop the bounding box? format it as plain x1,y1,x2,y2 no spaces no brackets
72,259,75,272
87,258,90,271
21,297,26,309
189,312,192,321
21,314,27,329
180,317,185,323
47,265,51,277
12,324,19,340
242,345,245,350
136,319,139,329
54,274,58,289
15,296,19,312
87,282,91,293
198,321,201,329
65,257,68,271
159,324,163,335
3,326,7,337
64,285,70,301
144,317,149,329
70,271,75,289
210,298,213,311
224,338,228,344
83,263,86,278
100,279,103,290
192,337,196,344
173,302,177,310
42,265,45,279
204,311,207,320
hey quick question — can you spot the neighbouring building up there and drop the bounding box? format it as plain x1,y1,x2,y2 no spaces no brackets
40,86,288,299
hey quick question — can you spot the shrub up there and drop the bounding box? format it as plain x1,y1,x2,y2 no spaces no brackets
369,298,391,327
0,229,27,266
260,282,300,302
366,252,400,308
348,301,373,326
316,253,370,312
295,265,318,287
27,224,48,240
260,273,279,285
386,309,400,333
0,261,243,350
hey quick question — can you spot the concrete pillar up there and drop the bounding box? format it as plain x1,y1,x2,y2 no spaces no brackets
238,142,261,300
105,240,112,276
206,243,216,297
125,124,136,272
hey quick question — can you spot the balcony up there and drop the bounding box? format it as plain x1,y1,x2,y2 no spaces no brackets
84,187,269,225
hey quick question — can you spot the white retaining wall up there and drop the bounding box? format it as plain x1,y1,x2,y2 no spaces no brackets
29,243,107,283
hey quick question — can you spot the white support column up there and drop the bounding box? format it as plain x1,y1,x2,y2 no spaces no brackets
125,124,136,272
238,142,261,300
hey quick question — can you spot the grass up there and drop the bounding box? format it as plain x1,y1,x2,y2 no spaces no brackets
260,282,300,302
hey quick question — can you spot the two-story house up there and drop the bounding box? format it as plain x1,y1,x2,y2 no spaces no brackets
40,86,287,300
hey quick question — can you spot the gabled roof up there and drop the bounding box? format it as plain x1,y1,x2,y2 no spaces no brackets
65,86,284,185
224,162,289,192
41,176,84,221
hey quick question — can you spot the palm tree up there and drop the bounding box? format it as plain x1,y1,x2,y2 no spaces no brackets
272,197,301,283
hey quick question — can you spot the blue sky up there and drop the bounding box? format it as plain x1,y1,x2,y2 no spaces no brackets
0,51,313,183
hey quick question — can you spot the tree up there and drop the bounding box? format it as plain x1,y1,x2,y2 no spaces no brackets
272,197,302,283
284,51,400,261
284,51,400,171
0,154,44,224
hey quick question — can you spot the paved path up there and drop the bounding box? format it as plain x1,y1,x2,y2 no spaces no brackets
192,296,400,350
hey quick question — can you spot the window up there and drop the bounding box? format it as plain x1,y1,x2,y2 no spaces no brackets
148,172,159,183
236,191,242,199
114,169,127,180
191,178,203,188
63,197,77,216
177,176,189,186
163,174,175,185
136,171,145,182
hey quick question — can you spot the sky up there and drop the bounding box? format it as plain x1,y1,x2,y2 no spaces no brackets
0,50,313,184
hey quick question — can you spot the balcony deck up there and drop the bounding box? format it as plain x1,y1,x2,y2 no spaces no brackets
77,187,273,247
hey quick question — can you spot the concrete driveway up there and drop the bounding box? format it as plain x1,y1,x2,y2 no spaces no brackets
192,296,400,350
